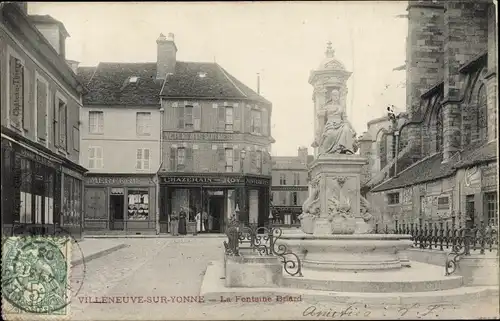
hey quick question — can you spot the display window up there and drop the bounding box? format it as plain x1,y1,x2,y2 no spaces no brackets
127,190,149,220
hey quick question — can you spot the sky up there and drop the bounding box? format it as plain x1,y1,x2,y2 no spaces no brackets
29,1,408,156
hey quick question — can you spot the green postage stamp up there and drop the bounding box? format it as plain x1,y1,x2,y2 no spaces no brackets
2,236,72,321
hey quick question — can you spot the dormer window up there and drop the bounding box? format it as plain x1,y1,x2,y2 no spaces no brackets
197,72,207,78
129,76,139,83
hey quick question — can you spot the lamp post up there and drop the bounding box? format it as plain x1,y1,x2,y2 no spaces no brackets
239,149,247,226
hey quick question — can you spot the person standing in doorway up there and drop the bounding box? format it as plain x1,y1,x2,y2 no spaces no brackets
178,210,187,235
202,209,209,233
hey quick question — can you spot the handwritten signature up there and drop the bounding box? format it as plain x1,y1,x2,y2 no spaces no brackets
302,303,447,318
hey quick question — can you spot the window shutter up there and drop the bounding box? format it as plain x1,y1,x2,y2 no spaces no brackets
217,106,225,131
193,103,201,131
233,104,241,132
233,147,240,173
217,146,225,172
144,149,150,169
54,98,60,148
169,146,177,171
244,105,252,133
23,71,30,131
261,151,269,175
36,81,47,139
186,146,193,171
262,108,269,136
177,106,185,129
64,104,68,150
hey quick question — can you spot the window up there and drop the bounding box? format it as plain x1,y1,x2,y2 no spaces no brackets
136,148,150,170
57,98,68,150
437,196,450,210
292,192,298,205
225,107,233,131
127,190,149,220
477,85,488,142
436,105,443,152
129,76,139,83
293,173,300,185
136,112,151,136
379,134,387,169
251,109,261,134
88,147,103,169
9,55,25,129
225,148,234,172
279,174,286,185
89,111,104,134
485,192,498,227
177,147,186,167
256,150,262,172
73,127,80,151
387,192,400,205
185,106,193,130
36,78,48,143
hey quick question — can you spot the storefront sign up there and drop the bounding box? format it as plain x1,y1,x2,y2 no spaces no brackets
163,132,241,141
271,185,308,191
18,146,59,169
85,176,153,186
63,167,83,180
272,206,302,214
160,175,270,186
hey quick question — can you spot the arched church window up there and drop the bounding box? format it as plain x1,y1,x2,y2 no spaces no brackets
436,105,443,153
398,128,409,154
379,133,387,169
477,84,488,142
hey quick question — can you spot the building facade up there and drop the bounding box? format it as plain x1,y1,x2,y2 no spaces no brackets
366,0,498,230
270,147,312,226
157,34,274,233
77,62,162,234
1,3,87,239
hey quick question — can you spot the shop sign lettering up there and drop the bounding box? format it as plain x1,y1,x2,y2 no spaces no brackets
85,176,149,186
19,148,58,169
161,175,270,186
271,185,308,191
272,206,303,214
163,132,242,141
63,167,83,180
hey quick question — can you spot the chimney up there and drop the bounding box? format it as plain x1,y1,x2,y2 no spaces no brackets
156,33,177,80
257,73,261,94
297,146,308,165
66,60,79,74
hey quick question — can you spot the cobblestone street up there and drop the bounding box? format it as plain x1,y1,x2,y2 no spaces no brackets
70,239,499,320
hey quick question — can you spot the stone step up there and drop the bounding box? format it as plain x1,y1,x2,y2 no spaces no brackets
282,262,464,293
200,261,498,306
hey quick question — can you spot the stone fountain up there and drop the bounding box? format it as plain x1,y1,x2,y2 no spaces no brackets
199,43,496,306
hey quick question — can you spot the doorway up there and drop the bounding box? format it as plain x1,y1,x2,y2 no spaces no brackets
109,192,124,230
208,194,225,233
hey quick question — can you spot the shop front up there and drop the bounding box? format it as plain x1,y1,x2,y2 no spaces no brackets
1,135,86,239
83,174,157,234
159,173,271,234
271,206,302,227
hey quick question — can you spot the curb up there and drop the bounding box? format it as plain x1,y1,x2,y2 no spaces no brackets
72,243,130,266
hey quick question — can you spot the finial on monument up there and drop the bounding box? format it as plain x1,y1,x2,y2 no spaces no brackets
325,41,335,58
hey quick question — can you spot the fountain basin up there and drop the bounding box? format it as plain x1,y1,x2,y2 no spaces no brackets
278,232,413,271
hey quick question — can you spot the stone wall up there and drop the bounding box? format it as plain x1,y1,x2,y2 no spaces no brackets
486,2,497,141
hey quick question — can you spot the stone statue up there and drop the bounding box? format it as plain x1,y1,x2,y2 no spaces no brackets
357,195,375,234
301,177,321,217
315,89,358,155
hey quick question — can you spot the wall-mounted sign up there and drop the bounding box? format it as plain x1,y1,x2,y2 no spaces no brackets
18,146,59,169
272,206,303,214
163,132,242,141
63,166,84,180
160,175,270,186
85,176,153,186
271,185,308,191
